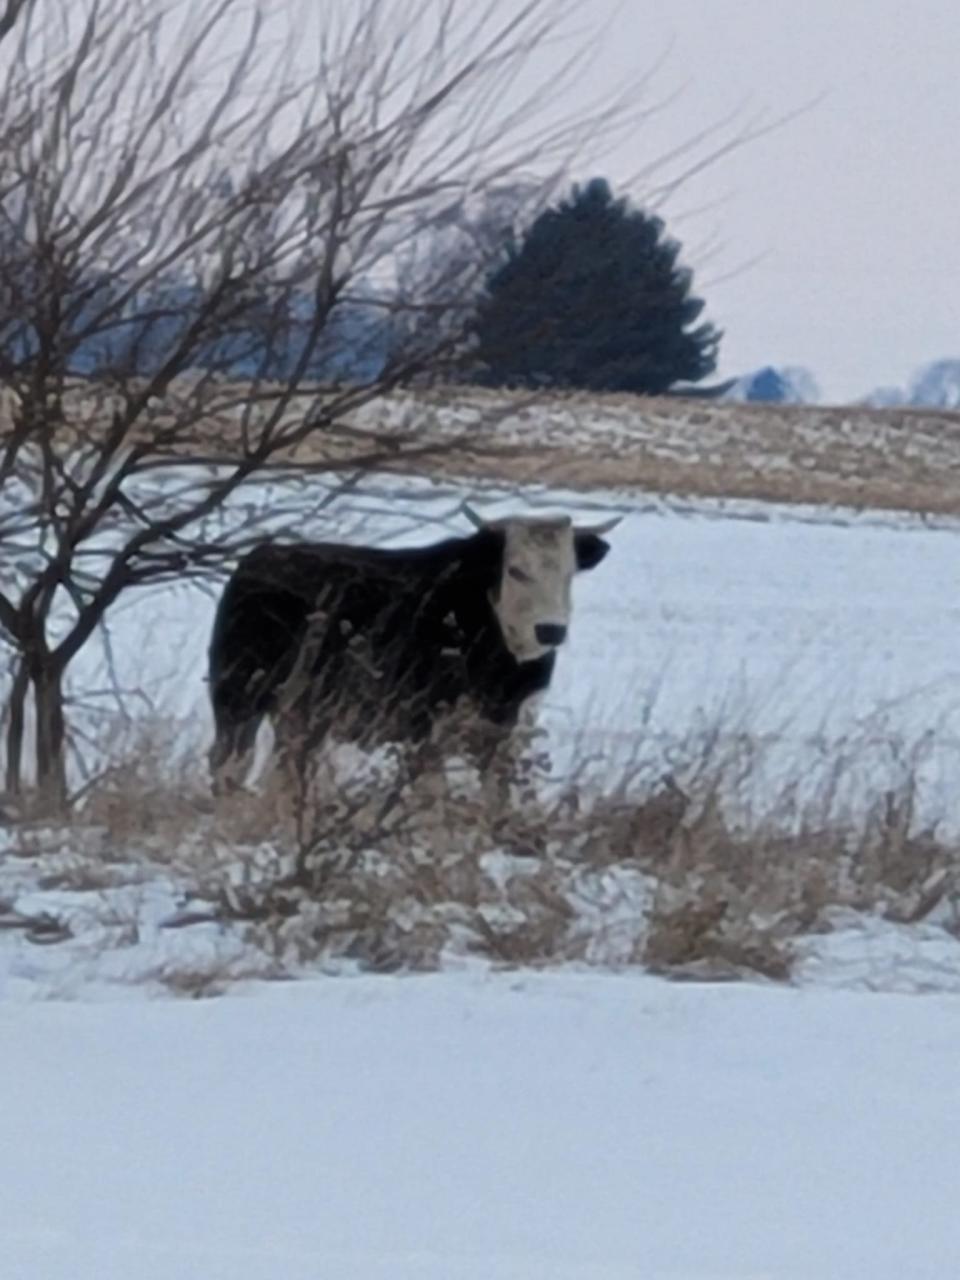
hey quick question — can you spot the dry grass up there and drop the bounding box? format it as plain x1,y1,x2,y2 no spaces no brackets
8,379,960,517
351,386,960,518
118,723,960,981
72,719,215,851
9,709,959,987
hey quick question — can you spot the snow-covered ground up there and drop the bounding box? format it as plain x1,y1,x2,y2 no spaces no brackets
5,474,960,1277
3,970,960,1280
29,473,960,828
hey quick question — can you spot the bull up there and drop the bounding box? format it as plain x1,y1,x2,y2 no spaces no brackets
207,508,620,793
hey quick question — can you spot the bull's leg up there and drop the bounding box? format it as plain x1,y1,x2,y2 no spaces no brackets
266,612,332,805
430,705,514,817
478,728,520,816
269,704,314,796
474,703,547,818
402,706,519,817
208,709,262,796
263,719,310,838
402,734,449,809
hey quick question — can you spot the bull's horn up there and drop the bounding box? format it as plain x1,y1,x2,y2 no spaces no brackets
577,515,623,536
462,502,486,529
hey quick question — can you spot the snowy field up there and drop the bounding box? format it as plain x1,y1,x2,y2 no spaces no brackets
6,473,960,988
3,971,960,1280
5,476,960,1278
27,471,960,828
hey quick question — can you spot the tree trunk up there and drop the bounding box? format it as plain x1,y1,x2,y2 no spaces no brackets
32,662,67,812
4,659,29,797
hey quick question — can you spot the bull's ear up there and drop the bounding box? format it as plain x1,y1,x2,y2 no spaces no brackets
574,532,610,571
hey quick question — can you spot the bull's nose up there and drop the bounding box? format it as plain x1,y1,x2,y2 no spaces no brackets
535,622,567,647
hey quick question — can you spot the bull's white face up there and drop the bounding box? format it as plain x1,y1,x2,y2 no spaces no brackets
491,516,579,662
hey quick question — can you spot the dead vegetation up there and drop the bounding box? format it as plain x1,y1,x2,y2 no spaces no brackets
13,381,960,520
293,387,960,518
10,712,951,988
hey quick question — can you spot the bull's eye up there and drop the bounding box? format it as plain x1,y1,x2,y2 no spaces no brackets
507,566,532,584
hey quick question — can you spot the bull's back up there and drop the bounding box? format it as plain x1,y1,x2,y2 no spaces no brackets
209,542,452,713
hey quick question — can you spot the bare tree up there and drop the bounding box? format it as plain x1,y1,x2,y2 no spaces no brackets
0,0,652,809
0,0,779,812
0,0,33,44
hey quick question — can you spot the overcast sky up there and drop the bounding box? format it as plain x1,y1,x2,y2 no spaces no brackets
550,0,957,403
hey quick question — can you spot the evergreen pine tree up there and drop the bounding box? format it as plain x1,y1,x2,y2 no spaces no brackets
472,178,720,395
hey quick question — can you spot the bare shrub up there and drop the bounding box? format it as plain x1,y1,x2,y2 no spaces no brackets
7,698,959,987
73,718,213,846
189,715,957,980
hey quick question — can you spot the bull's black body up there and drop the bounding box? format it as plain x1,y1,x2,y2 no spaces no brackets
207,527,609,781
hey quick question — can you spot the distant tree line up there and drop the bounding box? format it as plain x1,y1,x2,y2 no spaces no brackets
863,358,960,411
728,359,960,409
0,177,725,397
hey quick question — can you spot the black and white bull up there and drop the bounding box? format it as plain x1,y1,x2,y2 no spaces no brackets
206,509,620,793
